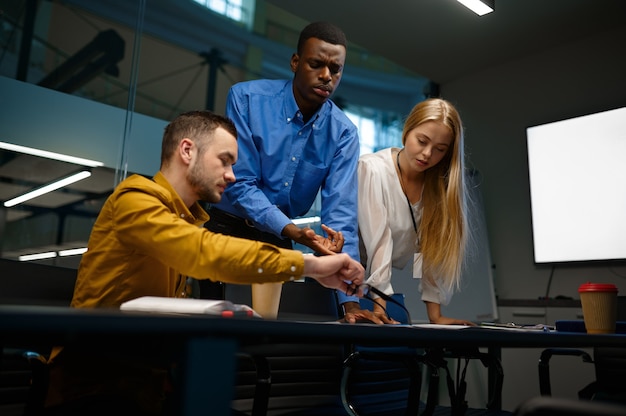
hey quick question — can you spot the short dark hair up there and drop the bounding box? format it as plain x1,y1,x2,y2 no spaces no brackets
161,110,236,168
297,21,347,54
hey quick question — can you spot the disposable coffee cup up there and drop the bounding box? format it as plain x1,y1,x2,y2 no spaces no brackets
252,282,282,319
578,283,618,334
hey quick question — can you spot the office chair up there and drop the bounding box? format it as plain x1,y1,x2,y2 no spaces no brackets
228,280,347,416
340,292,507,416
538,346,626,405
537,296,626,406
514,396,626,416
340,293,426,416
0,348,49,416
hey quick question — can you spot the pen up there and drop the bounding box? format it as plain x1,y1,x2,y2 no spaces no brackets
221,310,254,318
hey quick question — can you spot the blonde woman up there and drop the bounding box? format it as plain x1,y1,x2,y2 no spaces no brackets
343,98,474,325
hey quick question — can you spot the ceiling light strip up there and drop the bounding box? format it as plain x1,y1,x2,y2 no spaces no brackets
17,247,88,261
3,170,92,208
292,216,321,225
19,251,58,261
0,142,104,167
58,247,88,257
456,0,494,16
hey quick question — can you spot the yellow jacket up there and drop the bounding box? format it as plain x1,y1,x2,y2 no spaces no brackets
71,171,304,308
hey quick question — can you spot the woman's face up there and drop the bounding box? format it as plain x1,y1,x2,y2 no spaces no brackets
403,120,453,174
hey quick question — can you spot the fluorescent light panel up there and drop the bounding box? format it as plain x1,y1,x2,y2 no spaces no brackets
19,251,57,261
456,0,494,16
292,216,321,225
59,247,88,257
0,142,104,167
4,170,92,207
18,246,87,261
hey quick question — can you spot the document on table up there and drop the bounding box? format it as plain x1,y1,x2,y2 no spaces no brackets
409,323,556,331
120,296,261,318
478,322,555,332
411,324,472,330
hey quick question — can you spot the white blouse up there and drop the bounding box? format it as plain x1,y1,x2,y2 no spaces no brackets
358,148,452,305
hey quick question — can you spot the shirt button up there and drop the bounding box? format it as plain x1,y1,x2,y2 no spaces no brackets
257,268,263,274
298,132,302,136
291,157,296,162
284,182,289,187
287,117,291,122
289,276,295,281
290,265,296,272
180,214,185,218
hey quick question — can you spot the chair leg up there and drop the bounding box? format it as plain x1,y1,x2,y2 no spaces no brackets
403,356,423,416
249,355,271,416
340,353,360,416
421,363,439,416
23,350,49,416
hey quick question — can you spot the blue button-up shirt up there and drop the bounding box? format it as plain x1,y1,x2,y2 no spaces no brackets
215,79,360,304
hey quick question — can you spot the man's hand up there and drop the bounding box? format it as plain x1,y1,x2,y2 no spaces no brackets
341,301,400,325
303,253,364,292
282,223,343,256
318,224,344,253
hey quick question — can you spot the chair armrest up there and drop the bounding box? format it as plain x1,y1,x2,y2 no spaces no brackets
538,348,593,396
235,353,271,416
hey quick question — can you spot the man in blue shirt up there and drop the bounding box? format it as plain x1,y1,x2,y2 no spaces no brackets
205,21,362,316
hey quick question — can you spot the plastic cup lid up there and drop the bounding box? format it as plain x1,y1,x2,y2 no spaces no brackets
578,283,618,293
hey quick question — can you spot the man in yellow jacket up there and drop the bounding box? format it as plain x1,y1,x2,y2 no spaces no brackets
44,110,364,415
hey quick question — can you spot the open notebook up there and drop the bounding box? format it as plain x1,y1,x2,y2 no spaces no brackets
120,296,260,318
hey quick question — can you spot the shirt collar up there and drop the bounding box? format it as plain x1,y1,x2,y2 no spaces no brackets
153,171,209,225
283,80,327,127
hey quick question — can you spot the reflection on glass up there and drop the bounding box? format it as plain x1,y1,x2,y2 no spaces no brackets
0,147,117,268
0,0,430,269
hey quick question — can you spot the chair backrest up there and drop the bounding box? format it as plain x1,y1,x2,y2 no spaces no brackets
515,396,626,416
342,293,424,416
0,349,48,416
230,281,346,416
0,258,75,306
277,280,341,322
592,346,626,403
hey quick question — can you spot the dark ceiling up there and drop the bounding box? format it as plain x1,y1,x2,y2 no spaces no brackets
265,0,626,84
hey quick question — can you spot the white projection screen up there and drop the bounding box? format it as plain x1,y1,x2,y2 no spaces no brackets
526,106,626,264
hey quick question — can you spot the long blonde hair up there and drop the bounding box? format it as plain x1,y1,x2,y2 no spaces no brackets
401,98,469,291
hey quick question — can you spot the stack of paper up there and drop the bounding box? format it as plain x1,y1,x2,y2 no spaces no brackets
479,322,555,331
120,296,260,318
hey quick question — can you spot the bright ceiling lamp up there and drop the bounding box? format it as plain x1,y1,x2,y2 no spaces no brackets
0,142,104,167
456,0,494,16
4,170,92,207
59,247,88,257
292,216,321,225
19,251,57,261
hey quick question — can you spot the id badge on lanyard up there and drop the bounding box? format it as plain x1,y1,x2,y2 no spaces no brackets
413,252,423,279
397,149,422,280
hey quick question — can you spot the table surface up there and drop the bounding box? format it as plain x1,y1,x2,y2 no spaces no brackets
3,304,626,416
2,304,626,349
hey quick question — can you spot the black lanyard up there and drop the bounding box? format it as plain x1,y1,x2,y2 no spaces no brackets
396,149,418,234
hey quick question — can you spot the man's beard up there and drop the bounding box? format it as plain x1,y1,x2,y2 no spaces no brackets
187,162,219,203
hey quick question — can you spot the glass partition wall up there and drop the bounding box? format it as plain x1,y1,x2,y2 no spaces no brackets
0,0,430,268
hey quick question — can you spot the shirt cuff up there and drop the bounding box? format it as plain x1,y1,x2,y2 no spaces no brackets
336,290,359,304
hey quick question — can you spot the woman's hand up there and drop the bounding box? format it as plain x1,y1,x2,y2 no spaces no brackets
425,301,476,326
